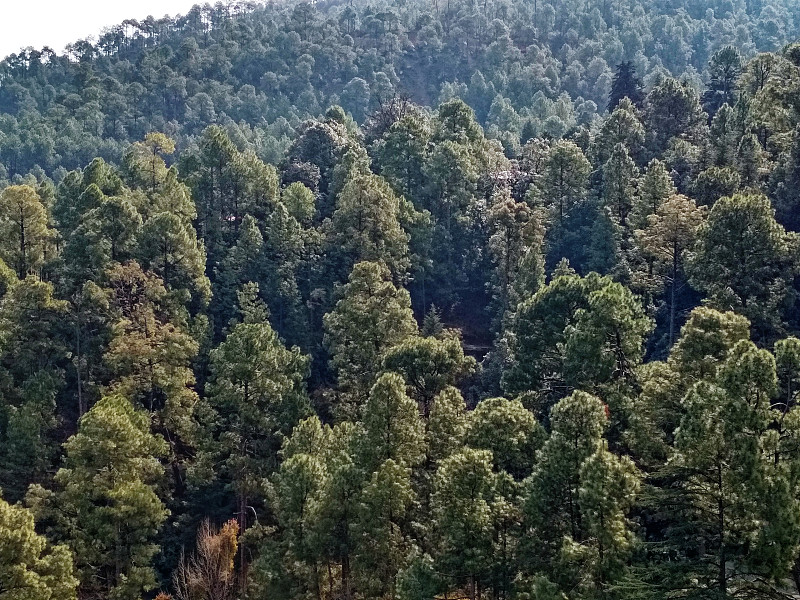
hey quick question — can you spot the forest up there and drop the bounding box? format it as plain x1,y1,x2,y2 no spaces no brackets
2,0,800,598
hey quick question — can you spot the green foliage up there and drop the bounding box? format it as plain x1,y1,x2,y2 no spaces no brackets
323,262,418,410
0,494,78,600
0,185,53,277
29,394,167,600
2,5,800,599
688,192,799,340
383,333,476,417
465,397,544,478
326,171,411,281
199,283,310,510
503,272,651,416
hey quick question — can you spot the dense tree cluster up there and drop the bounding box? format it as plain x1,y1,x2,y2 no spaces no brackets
2,1,800,600
0,0,798,177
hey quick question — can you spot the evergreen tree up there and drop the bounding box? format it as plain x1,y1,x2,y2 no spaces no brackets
503,272,651,416
323,262,418,411
536,140,591,225
465,397,544,479
0,277,68,500
360,372,425,471
0,493,78,600
432,448,496,599
326,171,410,282
735,132,765,187
374,113,431,207
602,143,639,228
636,194,706,346
198,283,310,564
28,394,167,600
522,392,606,580
709,103,740,167
693,166,741,206
382,333,476,418
103,261,200,445
0,185,53,278
487,190,541,326
592,98,646,166
607,61,644,112
702,46,744,117
644,78,709,153
660,340,798,598
688,192,799,340
632,159,676,228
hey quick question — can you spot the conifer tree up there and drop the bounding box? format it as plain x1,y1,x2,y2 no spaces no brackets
536,140,591,225
636,194,705,345
323,262,418,411
104,261,200,445
688,192,799,340
0,185,53,277
199,283,310,555
632,159,676,228
28,394,168,600
382,333,475,418
702,46,744,116
602,143,639,227
592,98,646,165
0,494,78,600
465,397,544,479
607,62,644,112
326,172,410,282
432,448,496,599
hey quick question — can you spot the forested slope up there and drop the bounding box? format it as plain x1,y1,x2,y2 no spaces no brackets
1,1,800,600
0,0,798,174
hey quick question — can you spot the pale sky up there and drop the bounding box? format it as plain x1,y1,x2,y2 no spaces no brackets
0,0,203,59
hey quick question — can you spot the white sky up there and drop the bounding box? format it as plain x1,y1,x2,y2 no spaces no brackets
0,0,202,59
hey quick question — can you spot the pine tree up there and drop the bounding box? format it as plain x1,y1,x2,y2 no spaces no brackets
382,333,476,418
688,192,799,341
503,272,650,415
487,190,540,326
632,159,676,227
309,421,364,600
535,140,591,224
735,133,765,187
0,493,78,600
121,132,175,193
660,340,797,598
28,394,168,600
465,397,544,479
281,181,316,224
199,283,310,568
0,277,68,500
644,78,709,153
136,211,211,307
0,185,53,277
709,103,740,167
522,391,606,577
354,459,416,598
602,143,639,227
326,171,410,282
432,448,496,599
104,261,200,445
360,372,425,471
636,194,705,346
693,166,741,206
702,46,744,117
374,113,431,207
592,98,646,165
323,262,418,411
607,61,644,112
